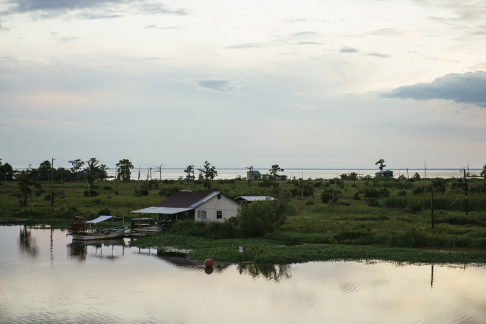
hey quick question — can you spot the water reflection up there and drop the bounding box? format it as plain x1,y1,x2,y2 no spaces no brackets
67,239,126,262
237,263,292,282
2,226,486,324
18,225,39,258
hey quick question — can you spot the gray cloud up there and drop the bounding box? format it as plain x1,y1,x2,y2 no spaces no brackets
282,18,307,23
366,52,391,58
77,12,123,19
340,47,359,53
225,31,320,50
135,3,189,15
380,71,486,107
366,28,401,36
290,31,318,37
197,80,237,92
2,0,190,18
142,24,182,29
295,41,321,45
225,43,262,49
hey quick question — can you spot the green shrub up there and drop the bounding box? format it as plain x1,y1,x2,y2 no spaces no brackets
378,188,390,197
397,190,407,196
167,220,241,239
99,207,112,215
366,198,380,207
43,193,52,201
159,186,181,197
84,190,99,197
134,188,149,196
353,192,360,200
103,186,113,190
413,187,424,195
236,198,290,237
364,188,379,198
407,200,422,214
305,199,315,206
320,192,331,203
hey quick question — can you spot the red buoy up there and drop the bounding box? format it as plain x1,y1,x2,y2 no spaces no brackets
204,259,213,267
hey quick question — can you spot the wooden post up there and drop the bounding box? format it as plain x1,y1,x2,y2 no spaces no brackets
51,158,54,206
464,168,468,215
430,186,434,229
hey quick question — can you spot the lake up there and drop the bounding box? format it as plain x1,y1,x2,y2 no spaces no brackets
112,168,475,181
1,225,485,323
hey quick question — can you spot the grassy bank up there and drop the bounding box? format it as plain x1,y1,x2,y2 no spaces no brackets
1,176,486,263
132,234,486,265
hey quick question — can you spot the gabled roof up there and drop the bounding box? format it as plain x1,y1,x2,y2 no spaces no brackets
153,191,219,208
132,191,221,214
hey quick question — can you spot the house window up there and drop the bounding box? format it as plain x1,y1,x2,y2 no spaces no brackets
198,210,207,220
217,211,222,219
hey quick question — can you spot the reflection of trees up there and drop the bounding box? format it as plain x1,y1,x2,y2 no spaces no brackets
67,244,88,261
18,225,39,258
237,264,292,282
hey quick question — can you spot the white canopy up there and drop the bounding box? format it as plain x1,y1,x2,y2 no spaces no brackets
86,215,114,224
235,196,275,202
132,207,193,214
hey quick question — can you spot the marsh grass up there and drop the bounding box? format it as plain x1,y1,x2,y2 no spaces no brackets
2,177,486,263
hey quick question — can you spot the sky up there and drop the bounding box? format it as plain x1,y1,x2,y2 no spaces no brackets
1,0,485,170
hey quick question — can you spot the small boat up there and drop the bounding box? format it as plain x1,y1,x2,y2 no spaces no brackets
67,215,128,241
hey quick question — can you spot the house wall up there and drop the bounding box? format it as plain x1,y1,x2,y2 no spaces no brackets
194,194,240,222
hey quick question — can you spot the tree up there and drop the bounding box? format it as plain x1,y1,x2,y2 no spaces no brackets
236,198,290,237
18,169,42,206
116,159,134,181
413,172,421,180
197,161,217,188
83,158,109,183
481,164,486,179
37,160,51,181
269,164,284,183
184,165,195,189
68,159,85,173
0,162,14,181
375,159,386,171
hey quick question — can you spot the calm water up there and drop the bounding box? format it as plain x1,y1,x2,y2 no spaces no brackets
112,168,474,181
1,226,486,324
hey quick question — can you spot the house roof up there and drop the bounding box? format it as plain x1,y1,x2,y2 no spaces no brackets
235,196,275,202
132,191,221,214
153,191,219,208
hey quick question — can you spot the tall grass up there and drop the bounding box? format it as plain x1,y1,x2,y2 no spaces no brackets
384,194,486,212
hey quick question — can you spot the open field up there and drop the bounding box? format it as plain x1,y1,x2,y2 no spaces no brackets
1,176,486,263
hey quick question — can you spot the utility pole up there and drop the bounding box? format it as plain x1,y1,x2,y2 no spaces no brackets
464,168,468,215
138,165,141,197
51,158,55,206
301,170,304,198
407,167,409,179
430,186,434,229
59,164,65,197
1,158,4,194
424,161,427,193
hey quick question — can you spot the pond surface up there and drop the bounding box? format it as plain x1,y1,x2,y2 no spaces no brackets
1,225,486,324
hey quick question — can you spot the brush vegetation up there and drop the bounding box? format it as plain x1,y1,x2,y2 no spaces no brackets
1,176,486,263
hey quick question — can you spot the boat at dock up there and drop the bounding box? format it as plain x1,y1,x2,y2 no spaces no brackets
126,217,162,237
67,215,128,241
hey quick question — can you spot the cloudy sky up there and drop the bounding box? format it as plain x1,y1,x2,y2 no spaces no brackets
1,0,485,170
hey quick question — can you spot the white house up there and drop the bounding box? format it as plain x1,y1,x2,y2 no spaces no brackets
132,191,240,223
